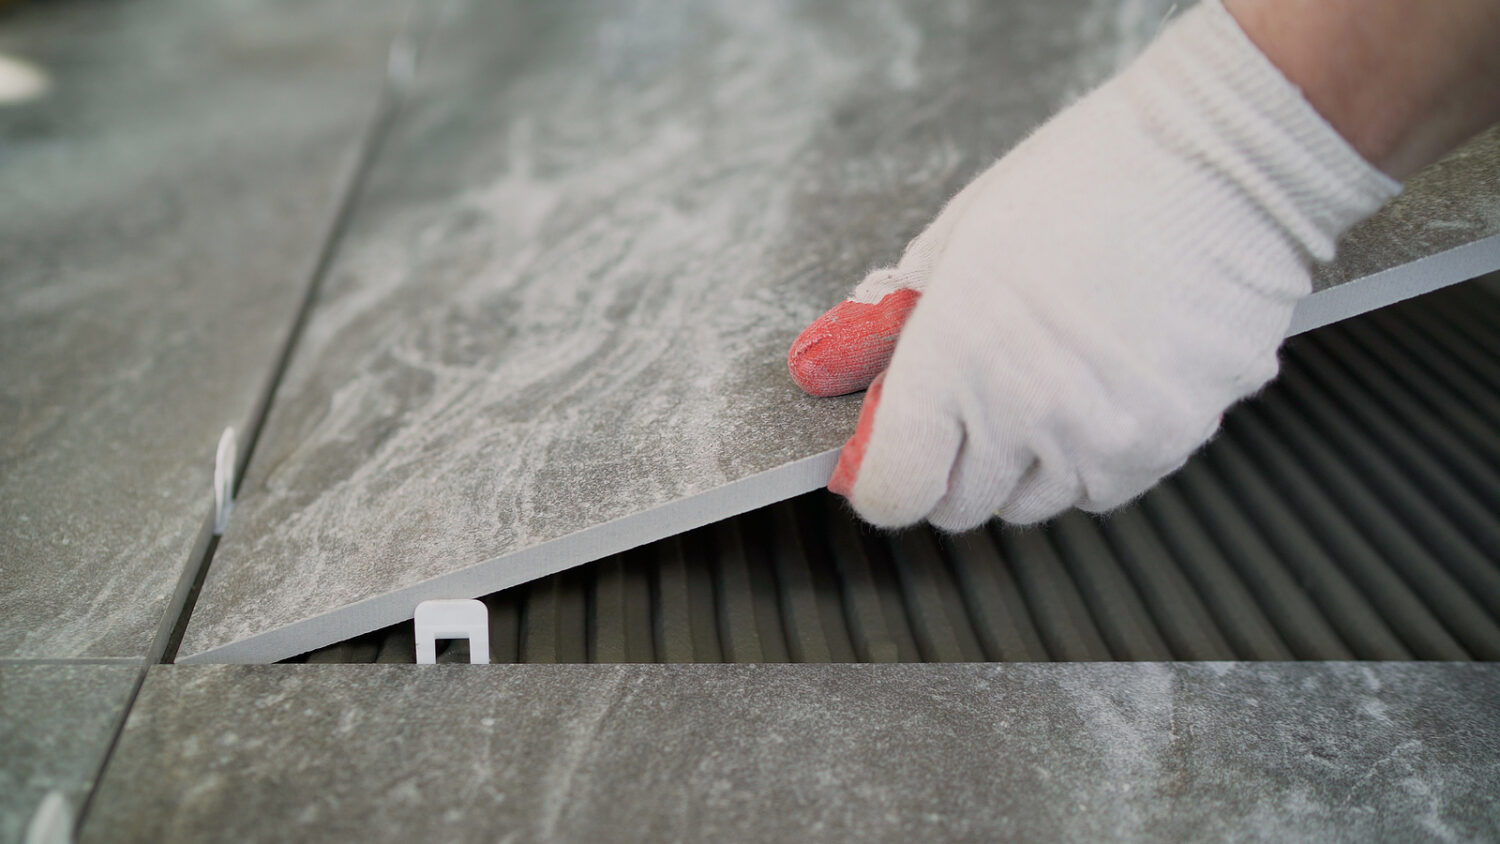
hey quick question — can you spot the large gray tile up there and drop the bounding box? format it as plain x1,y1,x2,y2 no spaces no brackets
82,663,1500,843
1,664,141,844
176,0,1180,663
0,0,407,658
178,0,1500,665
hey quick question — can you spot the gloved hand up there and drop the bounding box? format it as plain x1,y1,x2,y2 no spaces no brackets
788,0,1399,531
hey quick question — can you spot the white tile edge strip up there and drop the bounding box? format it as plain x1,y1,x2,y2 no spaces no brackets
176,447,842,663
1290,234,1500,337
180,233,1500,665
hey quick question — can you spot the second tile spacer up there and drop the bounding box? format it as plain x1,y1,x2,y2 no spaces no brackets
213,427,236,536
413,599,490,664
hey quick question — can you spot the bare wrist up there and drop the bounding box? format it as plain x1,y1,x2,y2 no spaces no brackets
1225,0,1500,180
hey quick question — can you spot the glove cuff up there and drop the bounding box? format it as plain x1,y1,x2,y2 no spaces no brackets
1124,0,1401,261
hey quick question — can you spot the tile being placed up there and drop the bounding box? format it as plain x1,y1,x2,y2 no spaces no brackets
0,0,408,658
180,0,1500,665
178,0,1190,663
83,663,1500,842
0,664,141,844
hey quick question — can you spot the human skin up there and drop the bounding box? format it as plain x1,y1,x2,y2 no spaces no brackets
1226,0,1500,179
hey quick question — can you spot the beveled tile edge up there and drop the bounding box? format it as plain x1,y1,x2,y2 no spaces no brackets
1290,233,1500,336
175,448,841,664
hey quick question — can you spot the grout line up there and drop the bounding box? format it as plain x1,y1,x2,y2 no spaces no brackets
228,39,412,487
150,3,430,670
144,511,217,666
72,664,149,839
157,535,220,665
72,4,432,835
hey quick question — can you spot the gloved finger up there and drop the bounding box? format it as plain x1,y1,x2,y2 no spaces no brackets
1076,456,1186,514
995,455,1085,525
787,166,1005,399
927,436,1030,532
788,286,921,397
831,373,962,528
1075,411,1220,513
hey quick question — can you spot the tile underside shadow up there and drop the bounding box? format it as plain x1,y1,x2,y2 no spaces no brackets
178,0,1500,664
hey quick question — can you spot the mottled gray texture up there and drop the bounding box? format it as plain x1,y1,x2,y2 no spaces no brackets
83,663,1500,843
178,0,1182,663
0,664,140,844
0,0,406,658
179,0,1500,665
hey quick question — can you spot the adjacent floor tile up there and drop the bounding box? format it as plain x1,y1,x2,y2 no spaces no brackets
82,663,1500,842
0,0,407,658
178,0,1500,664
1,664,141,844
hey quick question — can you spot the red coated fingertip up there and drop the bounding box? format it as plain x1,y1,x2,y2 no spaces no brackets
828,373,885,498
787,288,920,397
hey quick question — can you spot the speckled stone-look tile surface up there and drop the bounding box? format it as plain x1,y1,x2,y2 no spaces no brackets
1,664,140,844
178,0,1185,663
178,0,1500,665
0,0,406,658
83,663,1500,843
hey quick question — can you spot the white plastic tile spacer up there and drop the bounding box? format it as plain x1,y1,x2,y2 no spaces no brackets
24,790,72,844
387,36,416,90
0,52,50,105
213,427,236,536
413,599,490,664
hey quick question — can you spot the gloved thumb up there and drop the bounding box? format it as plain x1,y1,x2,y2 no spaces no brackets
787,286,920,397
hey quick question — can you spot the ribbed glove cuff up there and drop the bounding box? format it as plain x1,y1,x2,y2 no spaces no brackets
1122,0,1401,261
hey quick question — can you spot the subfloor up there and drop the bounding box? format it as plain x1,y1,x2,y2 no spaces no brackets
3,1,1499,841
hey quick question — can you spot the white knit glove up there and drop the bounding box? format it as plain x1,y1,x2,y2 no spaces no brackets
788,0,1399,530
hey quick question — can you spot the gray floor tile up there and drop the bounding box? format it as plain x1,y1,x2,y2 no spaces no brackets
178,0,1500,665
1,664,141,844
0,0,407,658
82,663,1500,843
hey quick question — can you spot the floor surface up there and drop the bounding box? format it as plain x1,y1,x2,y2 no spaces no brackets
174,0,1500,665
80,663,1500,843
2,1,1498,840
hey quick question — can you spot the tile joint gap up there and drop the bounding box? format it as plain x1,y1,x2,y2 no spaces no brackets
149,16,426,670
